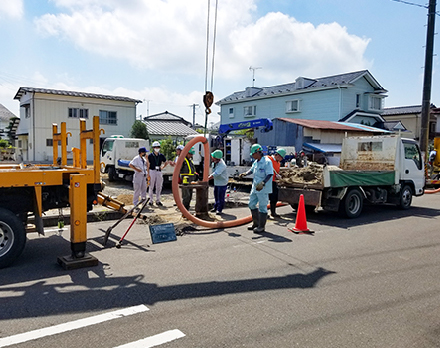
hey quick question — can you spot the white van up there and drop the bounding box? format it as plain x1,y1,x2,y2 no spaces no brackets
101,136,149,181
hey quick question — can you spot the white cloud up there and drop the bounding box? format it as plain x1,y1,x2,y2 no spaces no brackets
34,0,370,83
0,1,23,19
220,12,371,83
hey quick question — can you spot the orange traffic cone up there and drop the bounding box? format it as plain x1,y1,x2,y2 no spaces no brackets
289,194,313,234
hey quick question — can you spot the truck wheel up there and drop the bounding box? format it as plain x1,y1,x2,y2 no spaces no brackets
108,166,117,182
0,208,26,269
339,188,363,218
398,185,412,210
290,203,316,214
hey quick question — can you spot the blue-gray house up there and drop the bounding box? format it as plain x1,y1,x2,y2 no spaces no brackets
216,70,388,127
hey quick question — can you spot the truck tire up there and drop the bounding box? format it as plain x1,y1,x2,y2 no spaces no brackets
339,188,363,218
108,166,117,182
0,208,26,269
290,203,316,214
398,185,412,210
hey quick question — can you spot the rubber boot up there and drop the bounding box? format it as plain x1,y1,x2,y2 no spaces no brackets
247,209,259,230
270,205,279,218
254,212,267,234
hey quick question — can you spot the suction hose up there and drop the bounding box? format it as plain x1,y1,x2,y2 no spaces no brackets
425,187,440,194
172,136,253,228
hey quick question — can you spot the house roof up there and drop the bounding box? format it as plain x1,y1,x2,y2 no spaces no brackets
382,105,422,116
382,104,438,116
144,120,199,137
143,111,192,126
277,118,389,133
0,104,17,122
339,110,385,123
373,120,408,132
217,70,387,104
14,87,142,104
303,143,342,154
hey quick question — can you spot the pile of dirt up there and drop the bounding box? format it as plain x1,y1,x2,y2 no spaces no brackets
278,163,324,187
138,215,166,225
116,193,134,205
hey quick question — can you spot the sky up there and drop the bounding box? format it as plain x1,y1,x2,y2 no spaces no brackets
0,0,438,127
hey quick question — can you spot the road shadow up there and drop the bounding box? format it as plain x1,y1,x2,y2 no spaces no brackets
252,230,293,243
0,263,335,320
282,204,440,229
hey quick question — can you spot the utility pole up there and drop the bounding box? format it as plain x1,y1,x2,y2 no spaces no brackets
143,99,151,119
249,66,262,87
420,0,437,159
189,103,199,128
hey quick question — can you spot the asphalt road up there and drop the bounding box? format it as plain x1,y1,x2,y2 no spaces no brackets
1,193,440,347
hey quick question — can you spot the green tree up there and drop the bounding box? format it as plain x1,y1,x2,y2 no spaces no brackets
234,128,254,141
0,139,10,148
158,137,176,160
129,120,149,139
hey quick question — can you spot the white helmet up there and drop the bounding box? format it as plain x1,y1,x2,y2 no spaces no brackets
176,145,184,150
152,141,161,147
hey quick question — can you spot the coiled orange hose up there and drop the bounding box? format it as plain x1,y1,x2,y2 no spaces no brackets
425,187,440,194
172,136,254,228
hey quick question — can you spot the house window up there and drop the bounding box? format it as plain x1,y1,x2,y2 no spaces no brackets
99,110,117,125
286,100,301,113
24,106,30,118
68,108,89,119
356,94,361,108
229,107,234,118
369,95,383,111
18,140,22,148
46,139,53,147
243,106,256,118
358,141,382,152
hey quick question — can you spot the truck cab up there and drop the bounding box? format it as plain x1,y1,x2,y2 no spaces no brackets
101,136,149,181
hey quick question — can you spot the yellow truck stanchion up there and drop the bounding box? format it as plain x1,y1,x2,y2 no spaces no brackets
57,173,99,269
0,116,107,269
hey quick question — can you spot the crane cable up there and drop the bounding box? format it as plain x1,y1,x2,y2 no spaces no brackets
203,0,219,135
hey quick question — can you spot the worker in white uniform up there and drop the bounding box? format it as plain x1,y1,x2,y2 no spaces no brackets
129,147,149,207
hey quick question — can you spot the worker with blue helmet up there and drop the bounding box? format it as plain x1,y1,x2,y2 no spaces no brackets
129,147,150,207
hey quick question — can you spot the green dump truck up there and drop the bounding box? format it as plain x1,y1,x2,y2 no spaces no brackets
278,135,425,218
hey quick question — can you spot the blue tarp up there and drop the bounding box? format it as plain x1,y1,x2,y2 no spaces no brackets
303,143,342,154
117,159,130,168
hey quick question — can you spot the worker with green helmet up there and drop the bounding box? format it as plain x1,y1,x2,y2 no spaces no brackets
238,143,273,233
267,147,286,218
207,149,228,215
179,146,196,211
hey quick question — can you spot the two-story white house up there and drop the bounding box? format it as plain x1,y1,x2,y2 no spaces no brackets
14,87,142,162
216,70,388,128
0,103,17,141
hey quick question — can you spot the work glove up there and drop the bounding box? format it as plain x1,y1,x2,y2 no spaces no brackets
276,174,281,180
256,181,265,191
238,173,246,179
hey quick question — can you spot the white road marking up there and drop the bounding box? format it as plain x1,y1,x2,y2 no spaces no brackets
114,330,186,348
0,305,149,348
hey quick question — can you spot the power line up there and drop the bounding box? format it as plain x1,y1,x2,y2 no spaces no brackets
390,0,427,9
390,0,440,16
